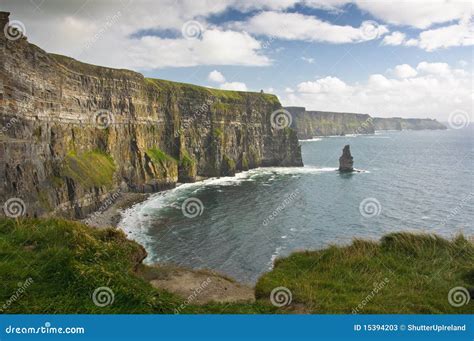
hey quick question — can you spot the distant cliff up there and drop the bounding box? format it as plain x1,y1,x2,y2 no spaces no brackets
285,107,374,139
373,117,446,131
0,12,302,218
285,107,446,139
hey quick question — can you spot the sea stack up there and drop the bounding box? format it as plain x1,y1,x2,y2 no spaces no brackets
339,145,354,172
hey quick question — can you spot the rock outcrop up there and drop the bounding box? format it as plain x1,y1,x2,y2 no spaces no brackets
338,145,354,172
285,107,446,139
0,12,302,218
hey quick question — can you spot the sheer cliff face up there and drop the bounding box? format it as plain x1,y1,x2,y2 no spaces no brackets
285,107,375,139
0,13,302,218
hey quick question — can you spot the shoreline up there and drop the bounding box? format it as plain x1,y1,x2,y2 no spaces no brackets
82,192,151,228
80,185,257,304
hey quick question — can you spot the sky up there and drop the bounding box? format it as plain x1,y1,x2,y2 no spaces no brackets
2,0,473,120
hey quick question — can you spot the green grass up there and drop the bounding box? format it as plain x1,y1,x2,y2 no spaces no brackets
145,77,280,104
146,148,177,166
1,219,472,314
256,233,474,314
213,128,224,139
179,149,196,169
0,218,180,313
62,150,116,188
0,218,271,314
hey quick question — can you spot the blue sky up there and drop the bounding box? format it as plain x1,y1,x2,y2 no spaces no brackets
3,0,473,120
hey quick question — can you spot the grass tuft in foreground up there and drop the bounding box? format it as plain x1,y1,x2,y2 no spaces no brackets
1,218,472,314
0,218,270,314
256,232,474,313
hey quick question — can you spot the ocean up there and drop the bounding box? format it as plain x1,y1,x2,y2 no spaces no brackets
119,127,473,284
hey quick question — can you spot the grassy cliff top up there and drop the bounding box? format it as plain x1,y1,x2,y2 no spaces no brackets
49,53,144,80
145,78,280,104
1,218,471,314
256,232,473,313
48,53,280,105
0,218,272,314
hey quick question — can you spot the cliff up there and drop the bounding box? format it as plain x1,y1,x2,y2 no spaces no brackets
373,117,447,131
285,107,446,139
0,12,302,218
285,106,374,139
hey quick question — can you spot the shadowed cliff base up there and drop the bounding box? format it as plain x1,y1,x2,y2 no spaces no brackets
1,218,472,314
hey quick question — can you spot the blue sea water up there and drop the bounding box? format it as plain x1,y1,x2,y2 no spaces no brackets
119,127,473,284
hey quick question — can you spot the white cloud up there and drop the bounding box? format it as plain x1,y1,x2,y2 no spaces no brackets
391,64,418,78
405,38,419,47
220,82,248,91
380,18,473,51
382,31,406,46
416,61,451,76
355,0,472,29
2,0,271,69
298,76,350,93
282,61,473,120
2,0,472,71
303,0,350,11
416,17,474,51
301,57,315,63
237,11,388,44
208,70,226,83
95,29,270,69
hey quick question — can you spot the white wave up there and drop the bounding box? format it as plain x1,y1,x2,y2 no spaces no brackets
300,133,373,140
268,246,283,270
251,166,338,174
118,165,348,243
299,137,322,142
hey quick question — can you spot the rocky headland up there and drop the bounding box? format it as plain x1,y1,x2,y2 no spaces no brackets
0,12,302,219
285,106,446,140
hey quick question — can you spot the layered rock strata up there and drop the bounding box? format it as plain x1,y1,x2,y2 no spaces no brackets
0,12,302,218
